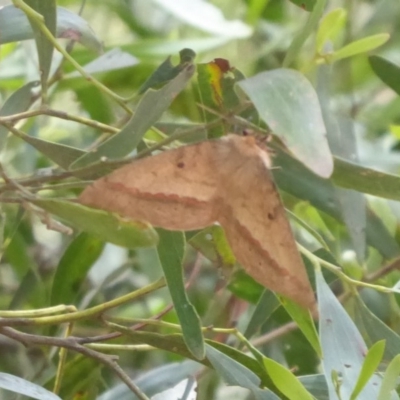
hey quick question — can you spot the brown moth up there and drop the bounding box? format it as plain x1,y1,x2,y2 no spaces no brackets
79,134,315,309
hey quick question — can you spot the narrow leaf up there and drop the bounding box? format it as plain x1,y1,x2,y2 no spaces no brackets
34,198,158,248
332,157,400,202
280,298,321,356
71,63,195,168
206,345,281,400
350,340,385,400
316,8,347,53
272,147,400,259
0,373,61,400
152,378,197,400
317,270,381,399
369,55,400,96
332,34,390,62
139,48,195,94
157,229,205,360
24,0,56,90
353,297,400,362
0,81,39,150
299,374,329,400
317,65,366,260
244,290,279,339
76,48,138,75
10,128,85,169
50,232,104,306
0,6,102,51
263,357,314,400
378,355,400,400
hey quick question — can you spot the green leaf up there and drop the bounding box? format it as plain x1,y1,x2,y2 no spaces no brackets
24,0,56,90
197,59,247,138
369,55,400,96
262,357,314,400
10,128,86,169
316,270,381,399
332,33,390,62
0,6,102,52
227,270,264,304
244,290,279,339
139,48,195,94
299,374,329,399
71,63,195,168
272,147,400,259
157,229,204,360
0,373,61,400
50,232,104,306
238,68,333,177
104,326,275,388
353,297,400,362
316,8,347,53
280,299,321,357
189,225,235,267
378,354,400,400
0,81,39,150
34,199,158,248
69,48,139,77
332,157,400,201
317,65,366,260
350,340,385,400
206,345,281,400
152,378,196,400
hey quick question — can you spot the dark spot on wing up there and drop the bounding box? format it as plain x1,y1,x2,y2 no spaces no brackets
177,162,185,168
268,212,274,220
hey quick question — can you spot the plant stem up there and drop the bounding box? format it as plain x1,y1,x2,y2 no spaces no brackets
0,278,165,327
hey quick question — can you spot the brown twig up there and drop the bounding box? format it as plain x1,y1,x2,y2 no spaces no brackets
0,326,150,400
365,256,400,283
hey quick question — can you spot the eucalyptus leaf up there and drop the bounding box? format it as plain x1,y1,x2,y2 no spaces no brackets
0,5,102,51
71,63,195,168
0,373,61,400
369,55,400,96
317,270,381,399
238,68,333,177
34,198,158,248
24,0,56,90
332,33,390,62
0,81,39,151
157,229,205,360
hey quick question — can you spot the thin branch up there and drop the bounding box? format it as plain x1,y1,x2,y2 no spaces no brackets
0,109,119,134
13,0,131,112
0,326,150,400
365,256,400,283
0,278,165,327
